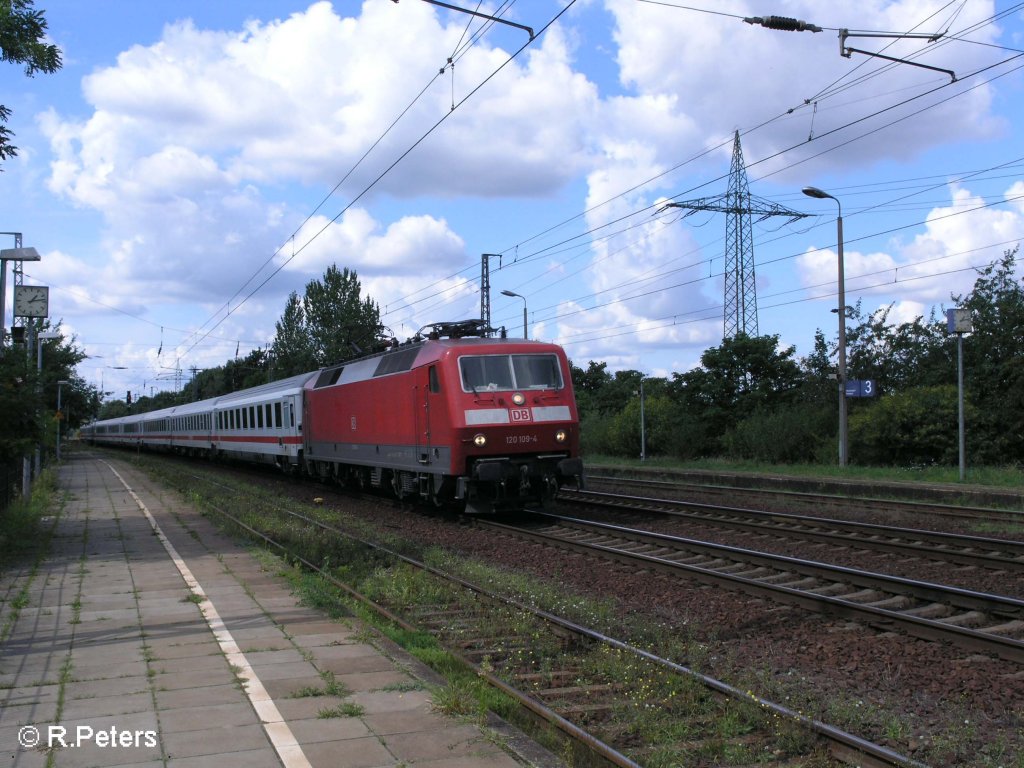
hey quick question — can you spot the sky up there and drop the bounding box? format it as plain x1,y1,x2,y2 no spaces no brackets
2,0,1023,401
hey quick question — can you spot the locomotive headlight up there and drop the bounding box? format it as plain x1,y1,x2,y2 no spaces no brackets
555,429,567,443
512,392,526,406
473,433,487,447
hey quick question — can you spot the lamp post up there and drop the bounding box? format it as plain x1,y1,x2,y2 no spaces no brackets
56,380,70,462
802,186,848,467
639,376,646,461
500,290,528,339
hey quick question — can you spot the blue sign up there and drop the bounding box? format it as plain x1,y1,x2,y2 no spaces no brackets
845,379,876,398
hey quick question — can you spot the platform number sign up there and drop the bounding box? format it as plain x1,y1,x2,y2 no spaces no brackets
845,379,876,398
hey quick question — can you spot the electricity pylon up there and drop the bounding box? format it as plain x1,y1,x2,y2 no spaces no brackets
663,131,810,337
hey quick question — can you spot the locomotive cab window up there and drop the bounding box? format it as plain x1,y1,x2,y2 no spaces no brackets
459,354,562,392
513,355,563,389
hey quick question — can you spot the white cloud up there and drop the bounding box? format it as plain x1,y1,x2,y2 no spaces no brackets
796,182,1024,316
283,209,465,278
36,0,606,334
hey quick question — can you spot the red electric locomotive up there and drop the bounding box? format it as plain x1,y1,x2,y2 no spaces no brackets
303,320,583,512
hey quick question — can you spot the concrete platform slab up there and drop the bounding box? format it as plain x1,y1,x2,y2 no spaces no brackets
0,454,563,768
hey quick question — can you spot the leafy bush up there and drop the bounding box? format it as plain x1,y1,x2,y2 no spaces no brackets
848,385,968,466
723,403,833,463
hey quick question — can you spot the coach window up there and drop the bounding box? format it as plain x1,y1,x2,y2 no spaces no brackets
257,406,264,429
275,402,282,428
249,406,256,429
265,403,273,429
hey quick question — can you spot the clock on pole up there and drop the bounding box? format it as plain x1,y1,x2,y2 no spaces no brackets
13,285,49,318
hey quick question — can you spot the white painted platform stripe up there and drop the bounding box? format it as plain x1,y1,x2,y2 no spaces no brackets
102,461,313,768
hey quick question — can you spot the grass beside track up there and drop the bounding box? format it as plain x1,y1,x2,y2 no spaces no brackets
585,454,1024,489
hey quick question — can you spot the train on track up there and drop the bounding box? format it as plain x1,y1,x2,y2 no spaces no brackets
81,320,584,513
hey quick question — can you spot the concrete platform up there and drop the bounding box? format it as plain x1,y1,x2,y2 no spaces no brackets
1,452,562,768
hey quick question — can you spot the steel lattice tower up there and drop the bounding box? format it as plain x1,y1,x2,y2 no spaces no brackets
663,131,810,337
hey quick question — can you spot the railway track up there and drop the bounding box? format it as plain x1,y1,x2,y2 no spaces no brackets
483,511,1024,663
585,473,1024,525
557,487,1024,572
169,465,924,768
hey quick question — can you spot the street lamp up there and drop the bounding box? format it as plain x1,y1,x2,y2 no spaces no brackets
0,242,41,347
501,290,528,339
56,380,70,462
802,186,848,467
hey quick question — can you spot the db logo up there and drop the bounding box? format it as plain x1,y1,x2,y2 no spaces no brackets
509,408,532,422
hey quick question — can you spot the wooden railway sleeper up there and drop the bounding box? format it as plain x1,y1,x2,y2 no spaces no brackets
769,575,823,589
862,595,914,610
899,602,952,619
534,683,624,699
982,619,1024,636
729,566,774,578
836,588,889,603
805,582,854,596
938,609,987,627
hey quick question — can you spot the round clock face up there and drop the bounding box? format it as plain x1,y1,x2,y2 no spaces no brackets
14,285,49,317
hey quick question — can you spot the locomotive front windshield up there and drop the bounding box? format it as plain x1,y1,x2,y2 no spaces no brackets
460,354,563,392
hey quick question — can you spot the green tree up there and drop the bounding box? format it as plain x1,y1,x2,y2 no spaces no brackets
0,349,38,460
1,0,62,164
304,265,382,365
185,348,270,400
849,385,965,466
952,245,1024,460
0,322,95,460
672,333,803,451
844,302,948,395
270,266,382,376
270,292,317,378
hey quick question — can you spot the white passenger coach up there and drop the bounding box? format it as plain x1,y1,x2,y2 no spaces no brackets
81,372,315,470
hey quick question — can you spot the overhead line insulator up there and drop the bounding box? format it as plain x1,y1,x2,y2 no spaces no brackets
744,15,822,33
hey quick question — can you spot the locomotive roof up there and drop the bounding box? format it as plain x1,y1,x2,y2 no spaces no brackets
309,335,562,390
